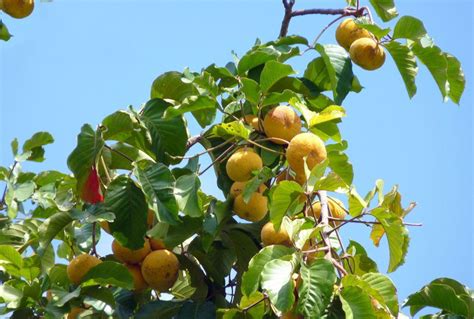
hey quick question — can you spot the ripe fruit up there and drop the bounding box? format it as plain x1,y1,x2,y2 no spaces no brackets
335,18,371,50
1,0,34,19
112,239,151,264
229,181,266,198
311,197,347,225
99,221,111,234
286,133,327,176
233,192,268,222
263,106,301,144
126,264,148,292
244,115,261,131
149,237,166,250
261,222,291,247
280,312,303,319
349,38,386,71
141,250,179,291
226,148,263,182
67,254,102,285
67,307,85,319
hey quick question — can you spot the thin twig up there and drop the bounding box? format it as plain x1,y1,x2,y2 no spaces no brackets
186,135,202,150
91,222,99,257
104,144,134,163
199,144,236,176
171,138,236,160
246,139,284,155
311,14,347,47
242,295,268,312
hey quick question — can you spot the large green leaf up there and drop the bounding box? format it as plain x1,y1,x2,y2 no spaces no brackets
370,207,409,273
174,173,202,218
445,54,466,105
38,211,74,255
369,0,398,22
327,148,353,186
105,175,148,249
315,44,354,104
259,60,295,92
269,181,305,230
165,95,218,128
297,259,337,318
0,245,23,278
411,43,449,101
261,258,295,312
237,47,280,75
304,57,331,92
384,41,418,98
392,16,427,40
241,245,294,297
176,301,216,319
151,71,197,101
134,161,179,224
139,99,189,165
344,240,378,276
67,124,104,190
207,121,250,140
340,286,377,319
82,261,133,289
22,132,54,162
136,300,183,319
354,18,391,39
404,279,471,317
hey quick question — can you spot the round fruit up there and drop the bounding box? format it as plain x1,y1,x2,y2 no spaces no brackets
229,181,266,198
226,148,263,182
286,132,327,176
311,197,347,225
263,106,301,144
67,307,84,319
335,18,371,50
2,0,34,19
99,221,111,234
112,239,151,264
280,312,303,319
67,254,102,285
126,264,148,292
275,170,295,184
233,192,268,222
149,237,166,250
141,250,179,291
349,38,386,71
244,115,261,131
261,222,291,247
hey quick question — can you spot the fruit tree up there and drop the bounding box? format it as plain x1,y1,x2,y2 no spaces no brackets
0,0,472,318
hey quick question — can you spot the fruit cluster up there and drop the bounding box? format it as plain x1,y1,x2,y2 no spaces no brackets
0,0,34,19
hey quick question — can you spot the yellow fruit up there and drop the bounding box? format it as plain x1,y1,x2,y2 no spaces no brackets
244,115,261,131
335,18,371,51
233,193,268,222
126,264,148,292
286,133,327,176
229,181,267,198
141,250,179,291
263,106,301,144
99,221,111,234
275,170,295,184
226,148,263,182
302,240,324,263
67,307,84,319
311,197,347,225
67,254,102,285
149,237,166,250
280,312,303,319
2,0,34,19
294,173,307,186
112,239,151,264
349,38,386,71
261,222,291,247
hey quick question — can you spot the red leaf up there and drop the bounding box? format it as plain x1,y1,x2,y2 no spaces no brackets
81,166,104,204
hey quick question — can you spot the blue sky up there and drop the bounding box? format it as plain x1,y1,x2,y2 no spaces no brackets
1,0,472,311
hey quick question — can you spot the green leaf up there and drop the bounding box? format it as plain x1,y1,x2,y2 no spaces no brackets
361,273,399,316
82,261,133,289
340,286,377,319
38,211,74,255
139,99,189,165
240,78,261,104
105,175,148,249
261,258,295,312
67,124,105,190
22,132,54,161
208,121,250,140
134,161,179,224
259,60,295,92
174,173,202,218
165,95,218,128
238,47,280,75
384,41,418,98
369,0,398,22
304,57,331,91
151,71,197,101
11,138,19,156
176,301,216,319
411,43,449,101
13,181,35,201
344,240,378,276
160,216,203,248
135,300,183,319
242,167,273,203
269,181,305,229
328,148,353,186
354,18,391,39
404,279,471,317
315,44,354,104
0,245,23,276
445,54,466,105
239,291,266,319
297,259,337,318
0,21,12,41
108,142,154,170
371,207,409,273
309,105,346,127
348,188,367,217
241,245,294,297
393,16,427,40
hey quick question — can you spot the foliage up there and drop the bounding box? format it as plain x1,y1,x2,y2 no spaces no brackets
0,0,470,318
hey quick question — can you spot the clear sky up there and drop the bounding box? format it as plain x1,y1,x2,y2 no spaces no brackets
1,0,472,311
